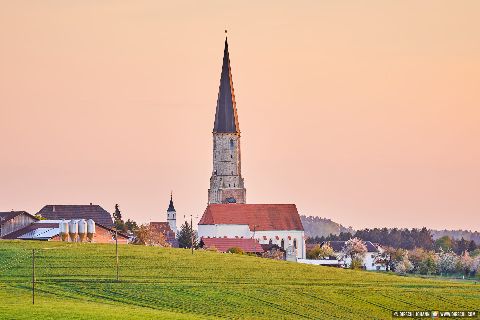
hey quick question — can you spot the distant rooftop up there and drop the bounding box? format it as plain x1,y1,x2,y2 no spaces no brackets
199,204,304,231
37,205,113,227
0,211,36,224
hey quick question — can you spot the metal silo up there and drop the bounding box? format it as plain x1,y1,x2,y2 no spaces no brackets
87,219,96,242
59,219,69,241
78,219,87,242
68,220,78,242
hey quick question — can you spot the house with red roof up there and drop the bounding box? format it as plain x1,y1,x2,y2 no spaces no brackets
198,204,306,259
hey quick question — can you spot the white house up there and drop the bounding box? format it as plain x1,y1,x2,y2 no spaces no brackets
298,240,386,271
198,204,306,259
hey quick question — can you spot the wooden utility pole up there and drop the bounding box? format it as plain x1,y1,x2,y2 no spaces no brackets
190,215,194,255
32,249,35,305
115,228,119,282
252,225,258,255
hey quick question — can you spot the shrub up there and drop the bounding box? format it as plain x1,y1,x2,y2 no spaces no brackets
395,256,413,275
227,247,244,255
350,257,364,270
307,244,334,259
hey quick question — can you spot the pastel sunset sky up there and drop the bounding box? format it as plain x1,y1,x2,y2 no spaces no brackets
1,1,479,230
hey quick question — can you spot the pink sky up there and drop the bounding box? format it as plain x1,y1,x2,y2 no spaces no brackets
1,1,479,230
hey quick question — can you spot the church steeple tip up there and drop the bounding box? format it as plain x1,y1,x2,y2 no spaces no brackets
167,191,175,212
213,35,239,133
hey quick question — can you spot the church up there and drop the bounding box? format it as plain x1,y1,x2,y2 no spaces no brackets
198,37,306,259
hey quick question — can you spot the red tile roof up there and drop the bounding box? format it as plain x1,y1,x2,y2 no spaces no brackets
202,237,264,253
199,204,304,231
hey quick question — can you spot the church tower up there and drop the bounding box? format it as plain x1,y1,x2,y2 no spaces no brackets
208,37,246,204
166,192,177,233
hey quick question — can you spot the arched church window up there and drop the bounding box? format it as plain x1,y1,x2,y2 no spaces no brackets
230,139,234,150
281,239,285,249
293,239,297,249
269,239,273,245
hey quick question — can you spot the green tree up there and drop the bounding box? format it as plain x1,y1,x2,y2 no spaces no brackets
113,204,126,232
113,204,122,221
125,219,138,232
177,221,198,249
435,236,453,252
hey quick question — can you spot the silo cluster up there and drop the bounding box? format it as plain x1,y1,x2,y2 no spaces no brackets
59,219,96,242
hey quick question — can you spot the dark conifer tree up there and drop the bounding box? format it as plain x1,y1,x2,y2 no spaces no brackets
177,221,198,249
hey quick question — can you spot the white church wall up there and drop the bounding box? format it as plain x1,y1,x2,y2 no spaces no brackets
198,224,251,239
254,230,306,259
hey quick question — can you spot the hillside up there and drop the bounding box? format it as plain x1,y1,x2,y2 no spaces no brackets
0,241,479,319
301,215,354,238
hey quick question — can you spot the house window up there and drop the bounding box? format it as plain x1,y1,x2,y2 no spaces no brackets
281,239,285,249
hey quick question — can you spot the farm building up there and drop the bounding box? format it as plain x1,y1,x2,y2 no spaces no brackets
2,219,128,244
198,204,306,259
0,211,38,238
37,204,114,227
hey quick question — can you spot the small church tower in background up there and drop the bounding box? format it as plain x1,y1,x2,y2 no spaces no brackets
167,192,177,233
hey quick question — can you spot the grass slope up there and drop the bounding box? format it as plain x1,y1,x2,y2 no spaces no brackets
0,241,478,319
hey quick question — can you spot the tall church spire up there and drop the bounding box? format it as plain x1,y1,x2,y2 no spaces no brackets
213,37,240,133
208,36,246,204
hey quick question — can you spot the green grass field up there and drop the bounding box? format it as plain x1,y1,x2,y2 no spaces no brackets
0,241,478,319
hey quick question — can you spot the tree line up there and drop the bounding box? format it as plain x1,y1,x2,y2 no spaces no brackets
307,227,479,253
